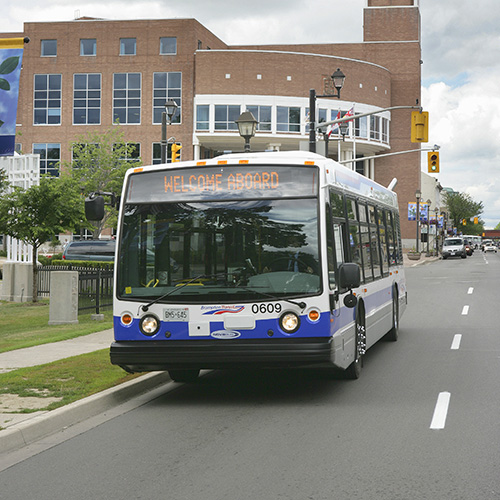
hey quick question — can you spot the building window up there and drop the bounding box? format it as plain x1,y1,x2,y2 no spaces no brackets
152,143,162,164
370,115,381,141
355,115,368,139
120,38,136,56
196,105,209,131
215,105,240,131
246,105,271,131
114,142,141,162
71,143,99,168
73,74,101,125
160,37,177,55
277,106,300,132
41,39,57,57
152,72,181,124
381,118,389,143
34,74,62,125
113,73,141,124
33,143,61,176
80,39,96,56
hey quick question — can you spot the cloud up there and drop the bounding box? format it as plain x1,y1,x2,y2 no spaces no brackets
0,0,365,45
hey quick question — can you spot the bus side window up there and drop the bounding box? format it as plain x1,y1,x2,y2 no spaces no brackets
346,197,364,281
325,202,336,288
327,191,347,289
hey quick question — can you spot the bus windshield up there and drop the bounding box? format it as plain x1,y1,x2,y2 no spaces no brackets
117,197,321,303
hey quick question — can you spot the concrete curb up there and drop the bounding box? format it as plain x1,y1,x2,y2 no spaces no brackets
0,371,171,455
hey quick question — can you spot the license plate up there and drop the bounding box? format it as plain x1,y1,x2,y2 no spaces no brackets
163,308,189,322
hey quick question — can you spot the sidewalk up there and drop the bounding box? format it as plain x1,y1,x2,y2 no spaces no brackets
403,253,440,267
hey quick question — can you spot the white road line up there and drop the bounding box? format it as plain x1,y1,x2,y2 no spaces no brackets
468,287,474,294
462,305,469,315
430,392,451,430
451,334,462,350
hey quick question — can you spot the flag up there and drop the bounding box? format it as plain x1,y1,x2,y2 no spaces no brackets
0,37,28,156
327,110,341,137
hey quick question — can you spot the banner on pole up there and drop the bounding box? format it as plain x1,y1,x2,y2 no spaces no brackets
0,37,28,156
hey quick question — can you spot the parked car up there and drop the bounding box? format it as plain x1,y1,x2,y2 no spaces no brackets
483,242,498,253
62,240,116,262
442,237,467,259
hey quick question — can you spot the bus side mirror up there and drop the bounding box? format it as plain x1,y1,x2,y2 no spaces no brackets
85,195,105,221
338,263,361,308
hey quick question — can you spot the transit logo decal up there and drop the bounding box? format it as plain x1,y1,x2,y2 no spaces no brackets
201,305,244,316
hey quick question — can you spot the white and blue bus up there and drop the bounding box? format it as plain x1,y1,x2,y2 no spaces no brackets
100,151,406,381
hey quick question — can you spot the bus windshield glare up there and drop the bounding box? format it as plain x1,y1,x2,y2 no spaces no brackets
117,197,321,303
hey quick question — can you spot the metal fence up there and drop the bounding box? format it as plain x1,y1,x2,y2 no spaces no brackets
37,265,113,314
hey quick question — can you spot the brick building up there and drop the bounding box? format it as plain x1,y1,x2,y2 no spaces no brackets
1,0,422,243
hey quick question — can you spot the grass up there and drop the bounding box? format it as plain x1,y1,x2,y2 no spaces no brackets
0,300,113,353
0,300,143,418
0,349,140,412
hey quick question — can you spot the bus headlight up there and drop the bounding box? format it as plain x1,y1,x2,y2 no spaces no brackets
280,312,300,334
140,314,160,336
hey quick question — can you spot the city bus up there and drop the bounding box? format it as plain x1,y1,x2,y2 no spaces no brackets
98,151,406,381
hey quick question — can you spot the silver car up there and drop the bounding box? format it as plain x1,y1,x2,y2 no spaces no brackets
442,237,467,259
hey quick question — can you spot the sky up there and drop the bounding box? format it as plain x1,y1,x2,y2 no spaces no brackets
1,0,499,226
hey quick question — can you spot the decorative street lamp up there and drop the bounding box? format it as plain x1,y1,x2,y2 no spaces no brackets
236,111,258,152
161,99,178,163
331,68,346,99
309,68,346,153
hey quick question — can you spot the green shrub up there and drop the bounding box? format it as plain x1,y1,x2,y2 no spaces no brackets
49,259,114,270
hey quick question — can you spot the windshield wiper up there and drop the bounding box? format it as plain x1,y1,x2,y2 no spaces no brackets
141,273,218,312
141,272,306,311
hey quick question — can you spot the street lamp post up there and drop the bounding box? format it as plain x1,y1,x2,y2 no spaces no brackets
236,111,258,152
415,189,421,253
161,100,178,163
309,68,346,153
434,207,440,255
426,199,431,256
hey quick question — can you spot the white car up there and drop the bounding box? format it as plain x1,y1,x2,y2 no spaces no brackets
442,237,467,259
484,242,497,253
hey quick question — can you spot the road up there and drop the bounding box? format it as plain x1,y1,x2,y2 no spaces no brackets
1,251,499,500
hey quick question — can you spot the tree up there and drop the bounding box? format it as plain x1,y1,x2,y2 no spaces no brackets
0,174,84,302
61,126,142,238
445,191,484,234
0,168,8,194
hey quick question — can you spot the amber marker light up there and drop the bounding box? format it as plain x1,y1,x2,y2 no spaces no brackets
308,309,320,322
121,313,133,326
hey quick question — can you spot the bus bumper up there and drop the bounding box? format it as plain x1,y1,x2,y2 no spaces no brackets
110,338,334,373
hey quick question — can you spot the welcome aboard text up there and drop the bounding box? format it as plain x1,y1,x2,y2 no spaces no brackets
164,171,280,193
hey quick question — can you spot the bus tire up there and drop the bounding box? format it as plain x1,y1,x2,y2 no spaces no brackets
385,289,399,342
345,306,366,380
168,369,200,383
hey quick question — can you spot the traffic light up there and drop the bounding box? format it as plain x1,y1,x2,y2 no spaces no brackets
428,151,440,173
411,111,429,143
171,143,182,162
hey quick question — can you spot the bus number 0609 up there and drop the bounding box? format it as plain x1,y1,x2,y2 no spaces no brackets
251,303,282,315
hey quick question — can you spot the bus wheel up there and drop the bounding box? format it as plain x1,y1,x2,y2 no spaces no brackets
385,291,399,342
168,369,200,383
345,310,366,380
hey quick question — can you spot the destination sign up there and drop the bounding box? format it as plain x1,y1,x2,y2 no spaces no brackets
126,165,318,203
